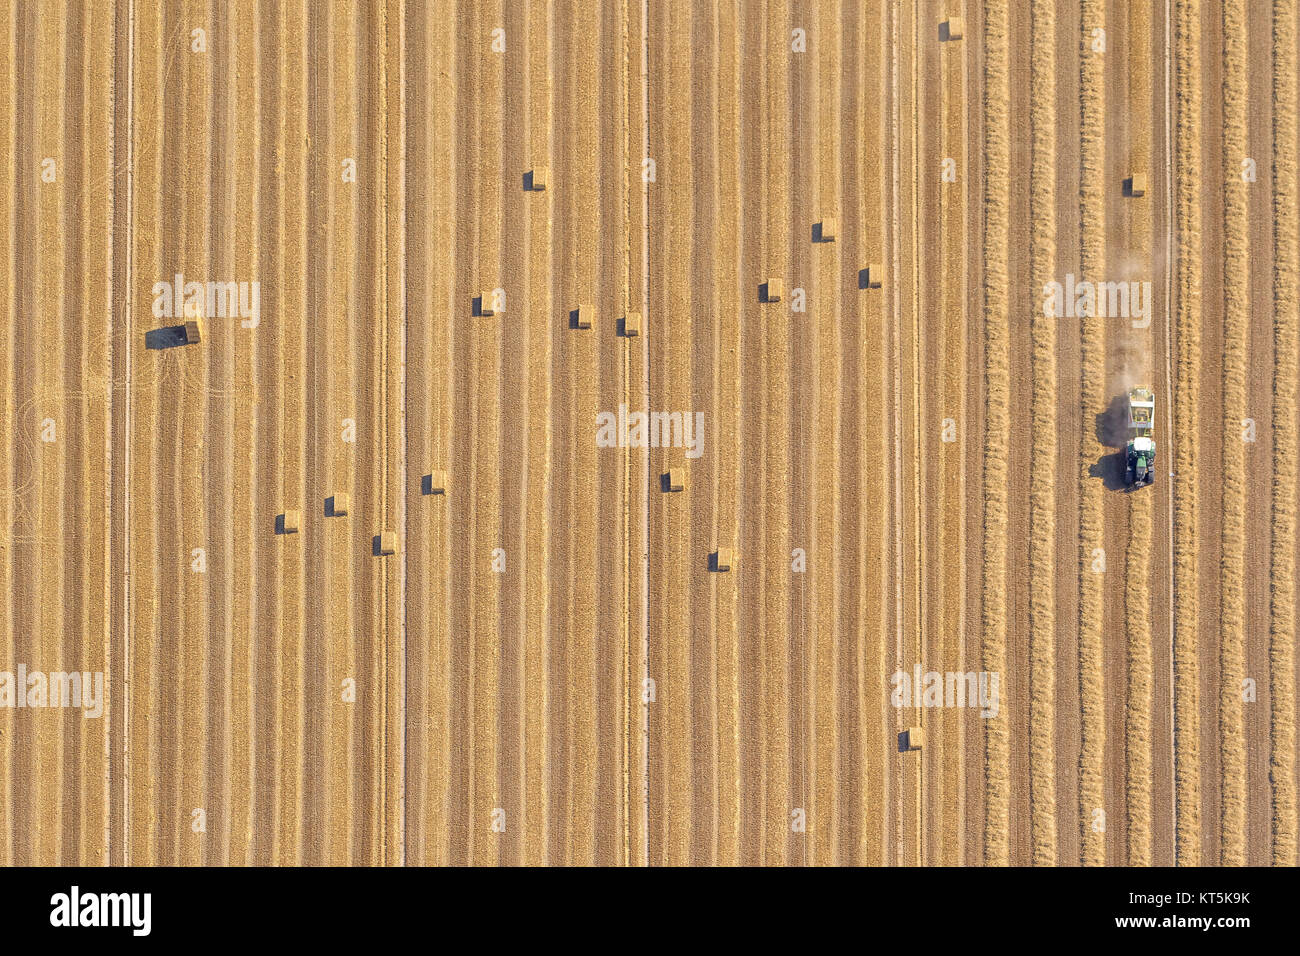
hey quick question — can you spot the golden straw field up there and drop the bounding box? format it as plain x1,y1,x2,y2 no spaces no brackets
0,0,1296,866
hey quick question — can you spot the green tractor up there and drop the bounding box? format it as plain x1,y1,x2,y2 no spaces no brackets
1125,386,1156,487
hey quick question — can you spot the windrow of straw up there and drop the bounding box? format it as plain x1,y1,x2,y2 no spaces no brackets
1172,0,1204,866
1028,0,1059,866
1218,0,1249,867
1270,0,1299,867
1078,0,1108,867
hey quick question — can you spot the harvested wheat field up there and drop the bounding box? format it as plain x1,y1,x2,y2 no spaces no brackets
0,0,1296,869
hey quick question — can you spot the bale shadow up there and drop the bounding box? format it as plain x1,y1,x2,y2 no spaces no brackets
325,496,344,517
145,324,189,350
897,731,911,753
523,171,534,191
812,222,830,243
568,308,581,329
421,474,446,495
274,513,294,534
759,282,779,303
939,21,951,41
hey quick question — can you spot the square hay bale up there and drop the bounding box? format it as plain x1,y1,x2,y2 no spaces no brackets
328,493,350,516
819,217,837,241
764,278,783,303
666,468,684,492
623,312,642,337
377,530,397,556
865,263,883,288
576,303,593,329
530,166,548,191
945,16,965,40
476,291,494,316
280,510,301,534
714,547,735,572
904,726,925,751
185,318,204,344
1128,173,1147,197
427,470,448,495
